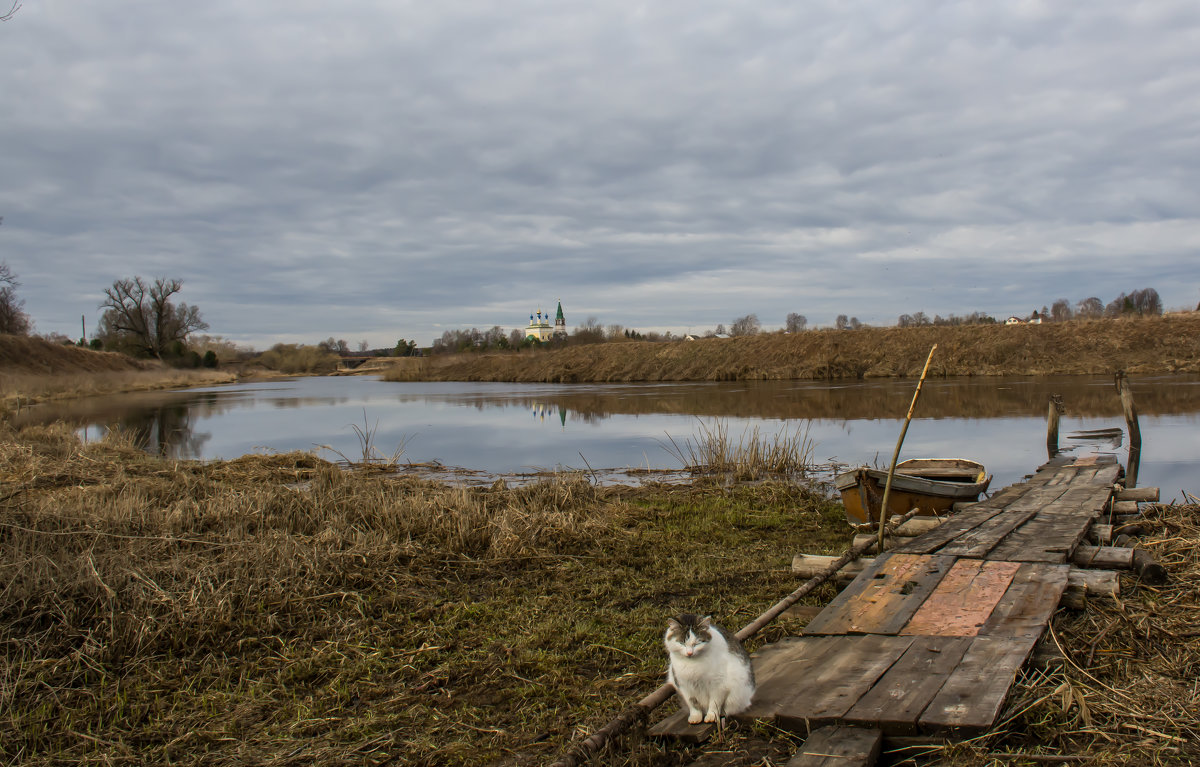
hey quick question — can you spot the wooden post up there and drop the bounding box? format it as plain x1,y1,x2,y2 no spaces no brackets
878,345,937,550
1114,372,1141,488
1046,394,1064,459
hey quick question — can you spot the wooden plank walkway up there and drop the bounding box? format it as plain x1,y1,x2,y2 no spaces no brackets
652,453,1123,746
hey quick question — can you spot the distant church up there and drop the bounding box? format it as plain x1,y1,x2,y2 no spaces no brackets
526,301,568,342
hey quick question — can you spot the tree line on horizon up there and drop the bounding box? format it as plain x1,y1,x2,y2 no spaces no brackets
0,263,1190,362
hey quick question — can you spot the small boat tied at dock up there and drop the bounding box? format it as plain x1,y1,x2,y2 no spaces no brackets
835,458,992,524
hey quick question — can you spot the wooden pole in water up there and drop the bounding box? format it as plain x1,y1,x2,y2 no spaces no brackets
878,345,937,551
1046,394,1064,459
1114,371,1142,488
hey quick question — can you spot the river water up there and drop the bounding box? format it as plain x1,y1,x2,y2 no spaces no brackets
14,374,1200,500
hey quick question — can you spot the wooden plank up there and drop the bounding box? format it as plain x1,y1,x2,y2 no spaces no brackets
647,709,712,743
774,635,913,732
786,726,883,767
919,635,1038,735
1045,466,1078,486
901,560,1022,636
985,486,1111,562
891,507,1005,555
842,636,972,735
934,507,1038,558
734,636,847,721
980,563,1071,638
802,554,956,636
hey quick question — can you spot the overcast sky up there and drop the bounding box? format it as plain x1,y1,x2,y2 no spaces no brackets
3,1,1199,349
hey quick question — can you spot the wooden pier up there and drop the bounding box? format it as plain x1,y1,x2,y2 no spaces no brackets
651,452,1152,763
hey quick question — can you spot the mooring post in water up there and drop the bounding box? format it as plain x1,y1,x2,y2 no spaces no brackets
1114,371,1142,488
1046,394,1065,459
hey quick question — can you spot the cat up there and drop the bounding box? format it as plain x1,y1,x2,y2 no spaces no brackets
663,613,755,724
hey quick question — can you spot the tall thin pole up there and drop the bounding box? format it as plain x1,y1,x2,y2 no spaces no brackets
878,345,938,551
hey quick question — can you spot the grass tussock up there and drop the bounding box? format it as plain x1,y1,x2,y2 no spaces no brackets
0,422,849,766
663,420,818,481
379,314,1200,383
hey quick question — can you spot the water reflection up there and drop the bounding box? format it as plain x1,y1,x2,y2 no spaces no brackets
13,374,1200,499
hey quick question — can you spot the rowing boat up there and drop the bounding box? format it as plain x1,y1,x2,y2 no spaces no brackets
834,458,992,524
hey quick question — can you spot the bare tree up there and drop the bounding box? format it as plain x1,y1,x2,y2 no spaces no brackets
0,261,32,334
1050,298,1073,322
98,277,208,357
1076,297,1104,320
729,314,760,336
785,313,807,332
848,316,862,330
835,314,849,330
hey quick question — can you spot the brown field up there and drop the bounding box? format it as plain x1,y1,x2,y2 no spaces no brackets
382,314,1200,383
0,335,238,412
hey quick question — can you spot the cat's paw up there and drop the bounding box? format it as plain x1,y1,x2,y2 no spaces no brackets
703,712,718,723
687,712,703,725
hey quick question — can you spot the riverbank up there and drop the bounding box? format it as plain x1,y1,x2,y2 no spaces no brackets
382,314,1200,383
1,423,1196,765
0,335,245,413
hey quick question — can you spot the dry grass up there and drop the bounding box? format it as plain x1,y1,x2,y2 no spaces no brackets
0,422,849,766
380,314,1200,383
662,420,818,481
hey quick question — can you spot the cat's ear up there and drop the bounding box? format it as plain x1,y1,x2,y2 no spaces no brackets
667,617,682,631
699,615,713,628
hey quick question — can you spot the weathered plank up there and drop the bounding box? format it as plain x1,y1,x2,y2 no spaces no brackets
733,636,848,722
985,486,1112,562
802,554,956,636
786,726,883,767
933,485,1081,559
842,636,972,734
774,635,913,732
901,559,1022,636
919,635,1038,735
1045,466,1078,486
890,507,1004,555
980,562,1071,638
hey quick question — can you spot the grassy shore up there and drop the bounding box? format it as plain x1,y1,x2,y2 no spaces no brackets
382,314,1200,383
0,422,850,766
2,422,1198,765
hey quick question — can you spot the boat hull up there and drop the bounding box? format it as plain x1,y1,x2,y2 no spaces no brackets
835,458,992,525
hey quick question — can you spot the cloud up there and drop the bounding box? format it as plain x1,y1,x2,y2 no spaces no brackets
2,0,1199,347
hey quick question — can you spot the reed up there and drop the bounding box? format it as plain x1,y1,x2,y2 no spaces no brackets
663,419,817,480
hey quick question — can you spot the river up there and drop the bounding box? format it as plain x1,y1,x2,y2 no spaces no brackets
14,374,1200,500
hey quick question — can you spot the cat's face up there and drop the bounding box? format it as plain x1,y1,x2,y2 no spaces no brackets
664,614,712,658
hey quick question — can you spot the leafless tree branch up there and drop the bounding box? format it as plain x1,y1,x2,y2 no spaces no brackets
1,2,22,22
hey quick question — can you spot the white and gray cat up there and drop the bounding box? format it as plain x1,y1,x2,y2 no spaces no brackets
664,613,755,724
